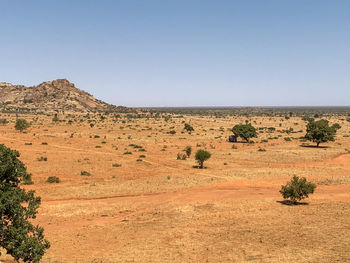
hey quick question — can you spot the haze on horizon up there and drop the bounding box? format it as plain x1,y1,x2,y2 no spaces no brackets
1,0,349,107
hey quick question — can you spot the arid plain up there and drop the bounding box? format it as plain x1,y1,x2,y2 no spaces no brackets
0,111,350,262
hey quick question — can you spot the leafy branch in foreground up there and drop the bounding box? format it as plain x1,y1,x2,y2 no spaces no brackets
0,144,50,262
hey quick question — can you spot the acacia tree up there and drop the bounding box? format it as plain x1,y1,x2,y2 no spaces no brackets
15,119,30,132
0,144,50,262
304,119,336,147
280,175,316,204
231,124,257,142
195,150,211,169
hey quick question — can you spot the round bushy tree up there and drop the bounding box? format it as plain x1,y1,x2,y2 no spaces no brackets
280,175,316,204
231,124,257,142
195,149,211,169
184,123,194,133
0,144,50,262
305,119,336,147
15,119,30,132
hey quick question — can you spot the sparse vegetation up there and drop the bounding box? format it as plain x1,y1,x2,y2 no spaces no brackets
0,107,349,262
184,146,192,157
80,171,91,176
47,176,60,183
37,156,48,161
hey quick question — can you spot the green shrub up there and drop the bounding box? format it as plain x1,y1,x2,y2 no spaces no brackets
184,123,194,133
22,172,34,185
37,156,47,161
195,149,211,169
184,146,192,157
14,119,30,132
280,175,316,204
177,153,187,160
129,144,142,149
47,176,60,183
80,171,91,176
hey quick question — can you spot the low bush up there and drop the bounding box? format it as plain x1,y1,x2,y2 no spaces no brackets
37,156,47,161
80,171,91,176
47,176,60,183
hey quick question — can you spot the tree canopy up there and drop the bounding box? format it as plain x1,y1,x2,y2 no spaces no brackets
304,119,336,147
231,124,257,142
195,150,211,169
0,144,50,262
14,119,30,132
280,175,316,204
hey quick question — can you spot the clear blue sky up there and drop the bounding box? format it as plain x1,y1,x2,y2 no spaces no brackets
1,0,349,107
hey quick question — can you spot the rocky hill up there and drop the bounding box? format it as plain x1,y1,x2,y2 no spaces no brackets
0,79,128,113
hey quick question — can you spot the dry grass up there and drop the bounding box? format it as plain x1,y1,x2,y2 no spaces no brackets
0,112,350,262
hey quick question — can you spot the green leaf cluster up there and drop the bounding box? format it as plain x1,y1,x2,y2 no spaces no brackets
280,175,316,203
0,144,50,262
